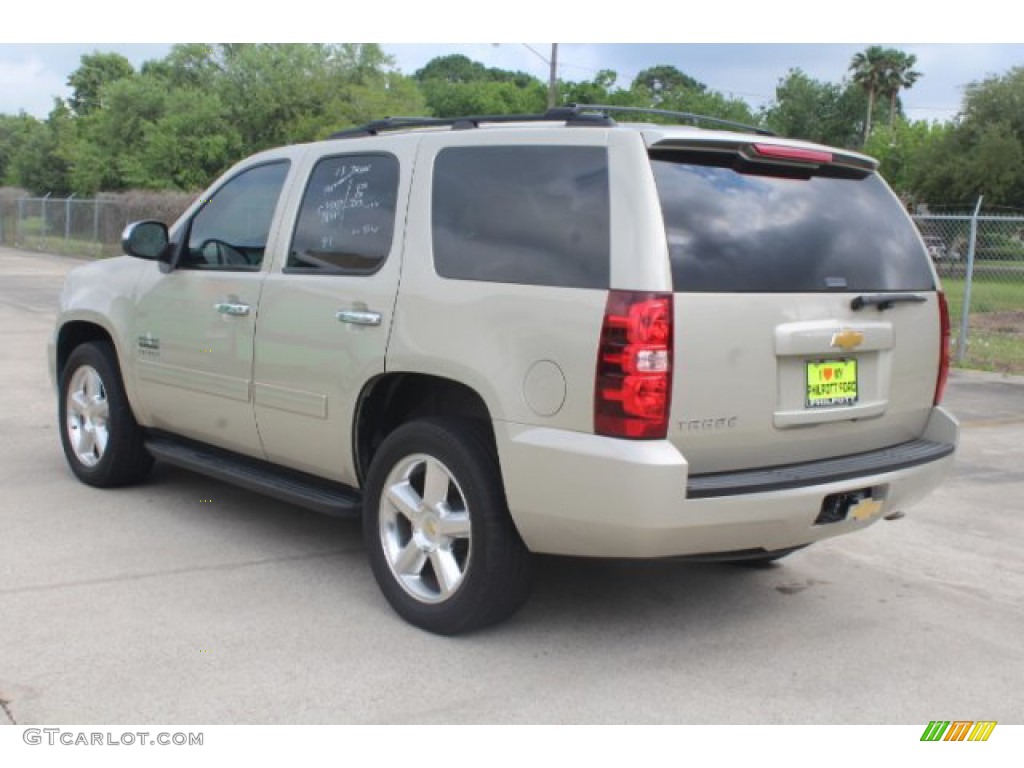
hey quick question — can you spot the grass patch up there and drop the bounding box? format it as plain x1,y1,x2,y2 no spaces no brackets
941,277,1024,317
941,278,1024,374
18,236,113,259
956,330,1024,374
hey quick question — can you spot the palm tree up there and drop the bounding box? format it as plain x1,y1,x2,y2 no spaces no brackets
849,46,890,140
883,51,922,131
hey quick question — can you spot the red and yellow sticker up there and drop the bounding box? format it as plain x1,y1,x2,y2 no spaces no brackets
806,359,858,408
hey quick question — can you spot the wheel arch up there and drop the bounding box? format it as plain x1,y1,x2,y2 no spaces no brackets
56,320,117,381
55,319,147,424
354,372,495,486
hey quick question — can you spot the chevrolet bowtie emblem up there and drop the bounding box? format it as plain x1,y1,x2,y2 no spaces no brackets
831,330,865,351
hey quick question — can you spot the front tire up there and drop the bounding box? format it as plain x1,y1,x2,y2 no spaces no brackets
363,418,533,635
59,341,153,487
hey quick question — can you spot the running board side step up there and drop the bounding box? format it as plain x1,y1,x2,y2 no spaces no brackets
144,433,362,518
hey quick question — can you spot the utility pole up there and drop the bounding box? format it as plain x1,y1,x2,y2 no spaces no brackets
496,43,560,108
548,43,559,108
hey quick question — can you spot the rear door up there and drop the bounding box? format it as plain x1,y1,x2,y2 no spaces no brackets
251,141,411,485
648,139,942,474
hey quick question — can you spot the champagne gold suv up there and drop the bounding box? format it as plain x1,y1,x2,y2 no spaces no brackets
49,106,959,634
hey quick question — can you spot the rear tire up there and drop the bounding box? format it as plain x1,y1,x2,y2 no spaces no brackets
59,341,153,487
363,418,533,635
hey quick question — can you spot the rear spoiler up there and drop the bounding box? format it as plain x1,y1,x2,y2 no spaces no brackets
650,137,878,174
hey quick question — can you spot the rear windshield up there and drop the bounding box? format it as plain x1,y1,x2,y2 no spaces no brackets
650,152,935,293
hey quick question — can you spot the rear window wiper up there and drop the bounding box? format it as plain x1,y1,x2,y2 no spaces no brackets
851,293,928,311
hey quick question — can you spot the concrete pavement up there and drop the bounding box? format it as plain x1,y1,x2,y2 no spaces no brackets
1,246,1022,724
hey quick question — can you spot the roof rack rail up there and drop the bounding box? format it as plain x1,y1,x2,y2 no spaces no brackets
563,104,775,136
328,107,610,139
328,103,774,140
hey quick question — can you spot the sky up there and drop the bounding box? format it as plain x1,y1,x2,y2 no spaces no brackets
1,3,1021,124
2,42,1021,125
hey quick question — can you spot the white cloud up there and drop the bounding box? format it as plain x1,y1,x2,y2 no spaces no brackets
0,53,63,116
0,44,172,117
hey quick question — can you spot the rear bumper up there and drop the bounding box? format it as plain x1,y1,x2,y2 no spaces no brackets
496,406,959,558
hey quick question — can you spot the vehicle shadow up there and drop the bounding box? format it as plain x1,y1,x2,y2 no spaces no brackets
143,463,818,642
515,553,798,637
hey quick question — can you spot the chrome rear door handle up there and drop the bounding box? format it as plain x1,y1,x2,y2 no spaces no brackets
336,310,382,327
215,302,251,316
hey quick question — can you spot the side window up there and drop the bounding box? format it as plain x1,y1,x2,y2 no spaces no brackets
287,154,400,274
183,161,290,270
432,146,610,289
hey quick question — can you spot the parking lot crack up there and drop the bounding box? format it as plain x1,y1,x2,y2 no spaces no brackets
0,547,359,597
960,417,1024,429
0,696,15,725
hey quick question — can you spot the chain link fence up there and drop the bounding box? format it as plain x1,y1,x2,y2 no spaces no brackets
0,191,195,259
912,208,1024,374
1,191,1021,373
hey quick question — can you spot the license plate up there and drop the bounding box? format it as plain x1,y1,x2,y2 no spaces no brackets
806,359,858,408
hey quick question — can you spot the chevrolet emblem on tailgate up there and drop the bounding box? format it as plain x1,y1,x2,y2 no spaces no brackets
831,329,864,351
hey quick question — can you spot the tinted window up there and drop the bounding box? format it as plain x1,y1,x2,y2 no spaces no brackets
184,161,289,270
650,154,935,293
432,146,610,289
288,154,399,274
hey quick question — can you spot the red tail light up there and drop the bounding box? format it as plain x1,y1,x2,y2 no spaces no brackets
934,292,951,405
595,291,673,439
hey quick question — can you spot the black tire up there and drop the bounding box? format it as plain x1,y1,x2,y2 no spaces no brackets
59,341,153,488
363,418,534,635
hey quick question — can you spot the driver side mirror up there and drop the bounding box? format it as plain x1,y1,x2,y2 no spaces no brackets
122,220,170,261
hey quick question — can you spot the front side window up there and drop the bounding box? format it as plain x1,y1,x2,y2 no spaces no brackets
432,145,610,289
183,161,290,270
287,154,400,274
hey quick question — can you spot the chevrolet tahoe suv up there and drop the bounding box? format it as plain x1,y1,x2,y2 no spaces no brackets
50,105,958,634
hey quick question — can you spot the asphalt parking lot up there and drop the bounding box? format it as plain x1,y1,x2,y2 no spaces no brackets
1,246,1022,724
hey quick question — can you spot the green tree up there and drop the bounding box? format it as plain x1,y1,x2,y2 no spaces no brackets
906,67,1024,208
137,89,241,191
966,121,1024,204
631,65,705,105
881,51,921,132
414,53,536,88
764,69,868,148
329,43,398,85
863,119,947,198
141,43,220,89
559,70,630,106
215,44,424,149
418,79,547,117
960,66,1024,144
414,54,492,84
6,44,429,194
10,100,74,194
415,54,544,116
0,112,40,185
849,47,922,141
67,72,170,192
577,64,760,127
849,45,890,140
910,121,1024,207
650,84,759,128
67,51,135,116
